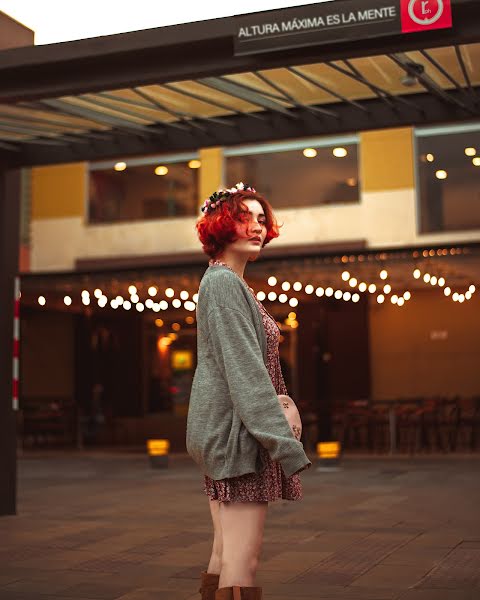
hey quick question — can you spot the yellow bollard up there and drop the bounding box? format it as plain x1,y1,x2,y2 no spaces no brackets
316,441,341,470
147,439,170,469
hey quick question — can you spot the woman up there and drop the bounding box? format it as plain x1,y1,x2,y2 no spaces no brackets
186,183,311,600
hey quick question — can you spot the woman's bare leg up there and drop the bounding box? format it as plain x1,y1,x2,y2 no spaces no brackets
218,500,268,588
206,498,223,574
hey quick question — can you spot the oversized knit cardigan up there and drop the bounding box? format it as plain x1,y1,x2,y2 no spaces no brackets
186,264,312,480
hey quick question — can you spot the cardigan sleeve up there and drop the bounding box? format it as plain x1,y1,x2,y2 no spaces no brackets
206,303,311,478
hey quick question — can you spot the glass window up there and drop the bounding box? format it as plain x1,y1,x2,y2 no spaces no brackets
88,155,200,224
416,124,480,233
225,136,359,208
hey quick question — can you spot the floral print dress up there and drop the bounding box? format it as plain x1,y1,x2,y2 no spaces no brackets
203,259,305,502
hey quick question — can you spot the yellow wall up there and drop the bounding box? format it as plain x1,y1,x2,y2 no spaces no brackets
32,163,86,220
361,127,415,192
199,147,223,206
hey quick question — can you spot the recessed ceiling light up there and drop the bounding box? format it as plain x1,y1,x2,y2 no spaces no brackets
333,147,348,158
435,170,447,180
303,148,317,158
465,147,476,157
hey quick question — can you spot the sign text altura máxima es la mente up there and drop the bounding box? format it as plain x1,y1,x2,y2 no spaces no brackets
234,0,453,56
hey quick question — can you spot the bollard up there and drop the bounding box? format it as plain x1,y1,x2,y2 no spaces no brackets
147,439,170,469
316,441,342,471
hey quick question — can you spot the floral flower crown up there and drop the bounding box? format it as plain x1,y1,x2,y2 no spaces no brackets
200,182,256,214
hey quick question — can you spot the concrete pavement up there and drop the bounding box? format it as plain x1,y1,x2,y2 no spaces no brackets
1,451,479,599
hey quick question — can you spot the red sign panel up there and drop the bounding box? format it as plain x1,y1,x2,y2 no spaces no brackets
400,0,452,33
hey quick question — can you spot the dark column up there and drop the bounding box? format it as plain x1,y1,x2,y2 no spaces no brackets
0,168,21,515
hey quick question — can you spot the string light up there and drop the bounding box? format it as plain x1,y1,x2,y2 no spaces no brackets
180,290,189,300
128,285,137,295
136,303,145,312
293,281,302,291
289,297,298,307
316,287,325,297
279,294,288,303
281,282,291,291
380,270,388,280
64,295,72,306
148,286,157,296
172,299,181,308
165,288,175,298
123,300,132,310
257,291,266,301
268,291,277,301
305,284,314,294
38,296,46,306
268,276,277,286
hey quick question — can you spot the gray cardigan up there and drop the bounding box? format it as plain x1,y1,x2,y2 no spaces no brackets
186,264,312,480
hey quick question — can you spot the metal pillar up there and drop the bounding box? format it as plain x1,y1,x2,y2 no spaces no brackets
0,167,21,516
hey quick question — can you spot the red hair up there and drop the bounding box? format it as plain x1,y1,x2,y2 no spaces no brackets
196,190,280,259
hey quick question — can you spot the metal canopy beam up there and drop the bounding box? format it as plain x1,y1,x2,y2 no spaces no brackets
4,86,479,168
0,0,478,104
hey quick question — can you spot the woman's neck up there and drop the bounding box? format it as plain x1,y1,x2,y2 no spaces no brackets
213,252,247,279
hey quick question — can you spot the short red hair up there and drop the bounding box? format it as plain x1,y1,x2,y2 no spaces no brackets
196,190,281,259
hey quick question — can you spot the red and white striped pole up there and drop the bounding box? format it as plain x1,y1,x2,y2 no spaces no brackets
12,276,20,411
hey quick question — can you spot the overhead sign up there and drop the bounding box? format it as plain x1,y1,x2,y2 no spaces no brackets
234,0,453,56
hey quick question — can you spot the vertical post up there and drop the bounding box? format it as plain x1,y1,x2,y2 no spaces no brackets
0,167,21,516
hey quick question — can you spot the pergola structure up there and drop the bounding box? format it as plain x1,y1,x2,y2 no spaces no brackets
1,0,480,514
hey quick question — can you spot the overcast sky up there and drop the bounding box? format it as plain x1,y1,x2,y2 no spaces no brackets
0,0,333,45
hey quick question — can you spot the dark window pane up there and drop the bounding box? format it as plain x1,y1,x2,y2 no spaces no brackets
225,142,359,208
416,127,480,233
88,161,199,224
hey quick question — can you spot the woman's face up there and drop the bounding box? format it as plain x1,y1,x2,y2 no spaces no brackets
229,199,267,261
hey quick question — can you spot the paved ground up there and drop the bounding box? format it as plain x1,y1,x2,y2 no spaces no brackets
1,451,480,600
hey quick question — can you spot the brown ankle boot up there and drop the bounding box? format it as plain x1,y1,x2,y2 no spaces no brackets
199,571,220,599
215,585,263,599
